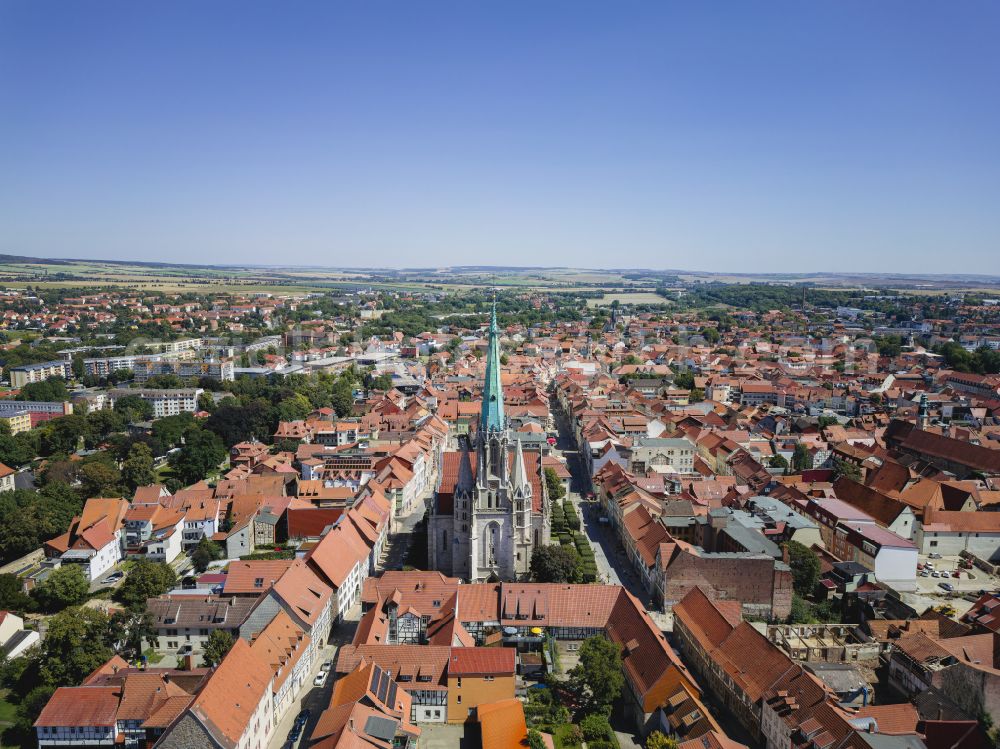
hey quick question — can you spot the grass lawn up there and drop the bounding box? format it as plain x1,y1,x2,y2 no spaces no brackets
143,649,165,664
552,724,582,749
0,691,16,725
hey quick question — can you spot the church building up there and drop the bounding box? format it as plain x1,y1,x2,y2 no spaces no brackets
428,303,549,581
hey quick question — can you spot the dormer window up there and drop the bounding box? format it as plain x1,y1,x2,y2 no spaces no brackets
254,578,264,588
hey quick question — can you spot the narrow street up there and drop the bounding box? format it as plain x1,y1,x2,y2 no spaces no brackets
381,494,429,571
267,606,362,749
550,396,652,608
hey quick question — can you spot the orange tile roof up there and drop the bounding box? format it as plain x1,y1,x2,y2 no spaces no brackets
35,686,120,727
448,647,515,676
271,559,333,627
223,559,295,595
477,698,529,749
189,638,273,747
307,514,371,588
249,609,311,693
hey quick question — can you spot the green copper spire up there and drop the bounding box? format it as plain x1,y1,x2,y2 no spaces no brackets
480,298,505,432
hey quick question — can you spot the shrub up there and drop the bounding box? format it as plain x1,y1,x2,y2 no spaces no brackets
581,713,612,741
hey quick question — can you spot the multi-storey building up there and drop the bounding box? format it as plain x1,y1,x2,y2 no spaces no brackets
9,360,71,388
106,388,203,418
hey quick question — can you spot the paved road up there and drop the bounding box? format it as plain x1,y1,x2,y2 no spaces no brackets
381,496,429,571
550,397,652,607
268,606,362,749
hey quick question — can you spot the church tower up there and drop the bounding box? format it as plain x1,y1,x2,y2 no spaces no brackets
445,299,539,581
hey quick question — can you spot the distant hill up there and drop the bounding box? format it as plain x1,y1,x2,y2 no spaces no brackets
0,253,71,266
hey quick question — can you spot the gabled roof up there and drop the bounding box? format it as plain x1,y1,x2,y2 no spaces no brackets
448,647,515,676
188,638,273,749
478,698,529,749
35,686,120,728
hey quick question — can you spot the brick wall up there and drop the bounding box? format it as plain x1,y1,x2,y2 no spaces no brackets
661,551,792,620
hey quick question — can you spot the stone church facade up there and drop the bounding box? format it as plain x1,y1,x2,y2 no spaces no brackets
428,304,549,581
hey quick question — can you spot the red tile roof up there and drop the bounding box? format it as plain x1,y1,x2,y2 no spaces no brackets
35,686,120,727
448,647,516,676
478,698,529,749
188,638,273,747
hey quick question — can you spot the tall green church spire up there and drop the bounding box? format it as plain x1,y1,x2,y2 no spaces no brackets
480,297,505,433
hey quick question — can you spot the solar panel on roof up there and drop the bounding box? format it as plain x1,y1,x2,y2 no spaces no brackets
387,681,398,708
376,669,390,703
370,667,382,694
364,716,398,742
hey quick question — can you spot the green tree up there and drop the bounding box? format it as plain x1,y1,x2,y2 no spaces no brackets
121,442,155,492
530,544,581,583
0,425,39,467
330,377,355,417
527,729,546,749
152,412,197,450
769,454,789,470
85,409,126,444
0,573,34,612
79,460,122,498
787,594,815,624
204,399,276,446
16,377,69,402
39,413,92,455
646,731,679,749
197,391,216,413
110,608,155,661
115,561,177,612
169,428,226,484
544,467,566,501
791,443,814,473
580,713,612,742
0,482,82,564
113,394,155,423
191,538,224,573
672,370,695,390
369,372,394,392
569,635,624,710
277,393,312,422
785,540,821,596
37,606,114,686
831,457,862,482
202,629,234,667
31,564,89,612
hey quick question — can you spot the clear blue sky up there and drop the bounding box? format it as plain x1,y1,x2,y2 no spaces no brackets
1,2,998,273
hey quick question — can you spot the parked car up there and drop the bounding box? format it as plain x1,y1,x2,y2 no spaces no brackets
320,660,332,672
939,582,955,592
931,571,941,578
928,552,943,559
924,561,935,570
919,570,930,577
313,672,328,688
294,709,310,727
952,570,962,578
104,571,124,584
